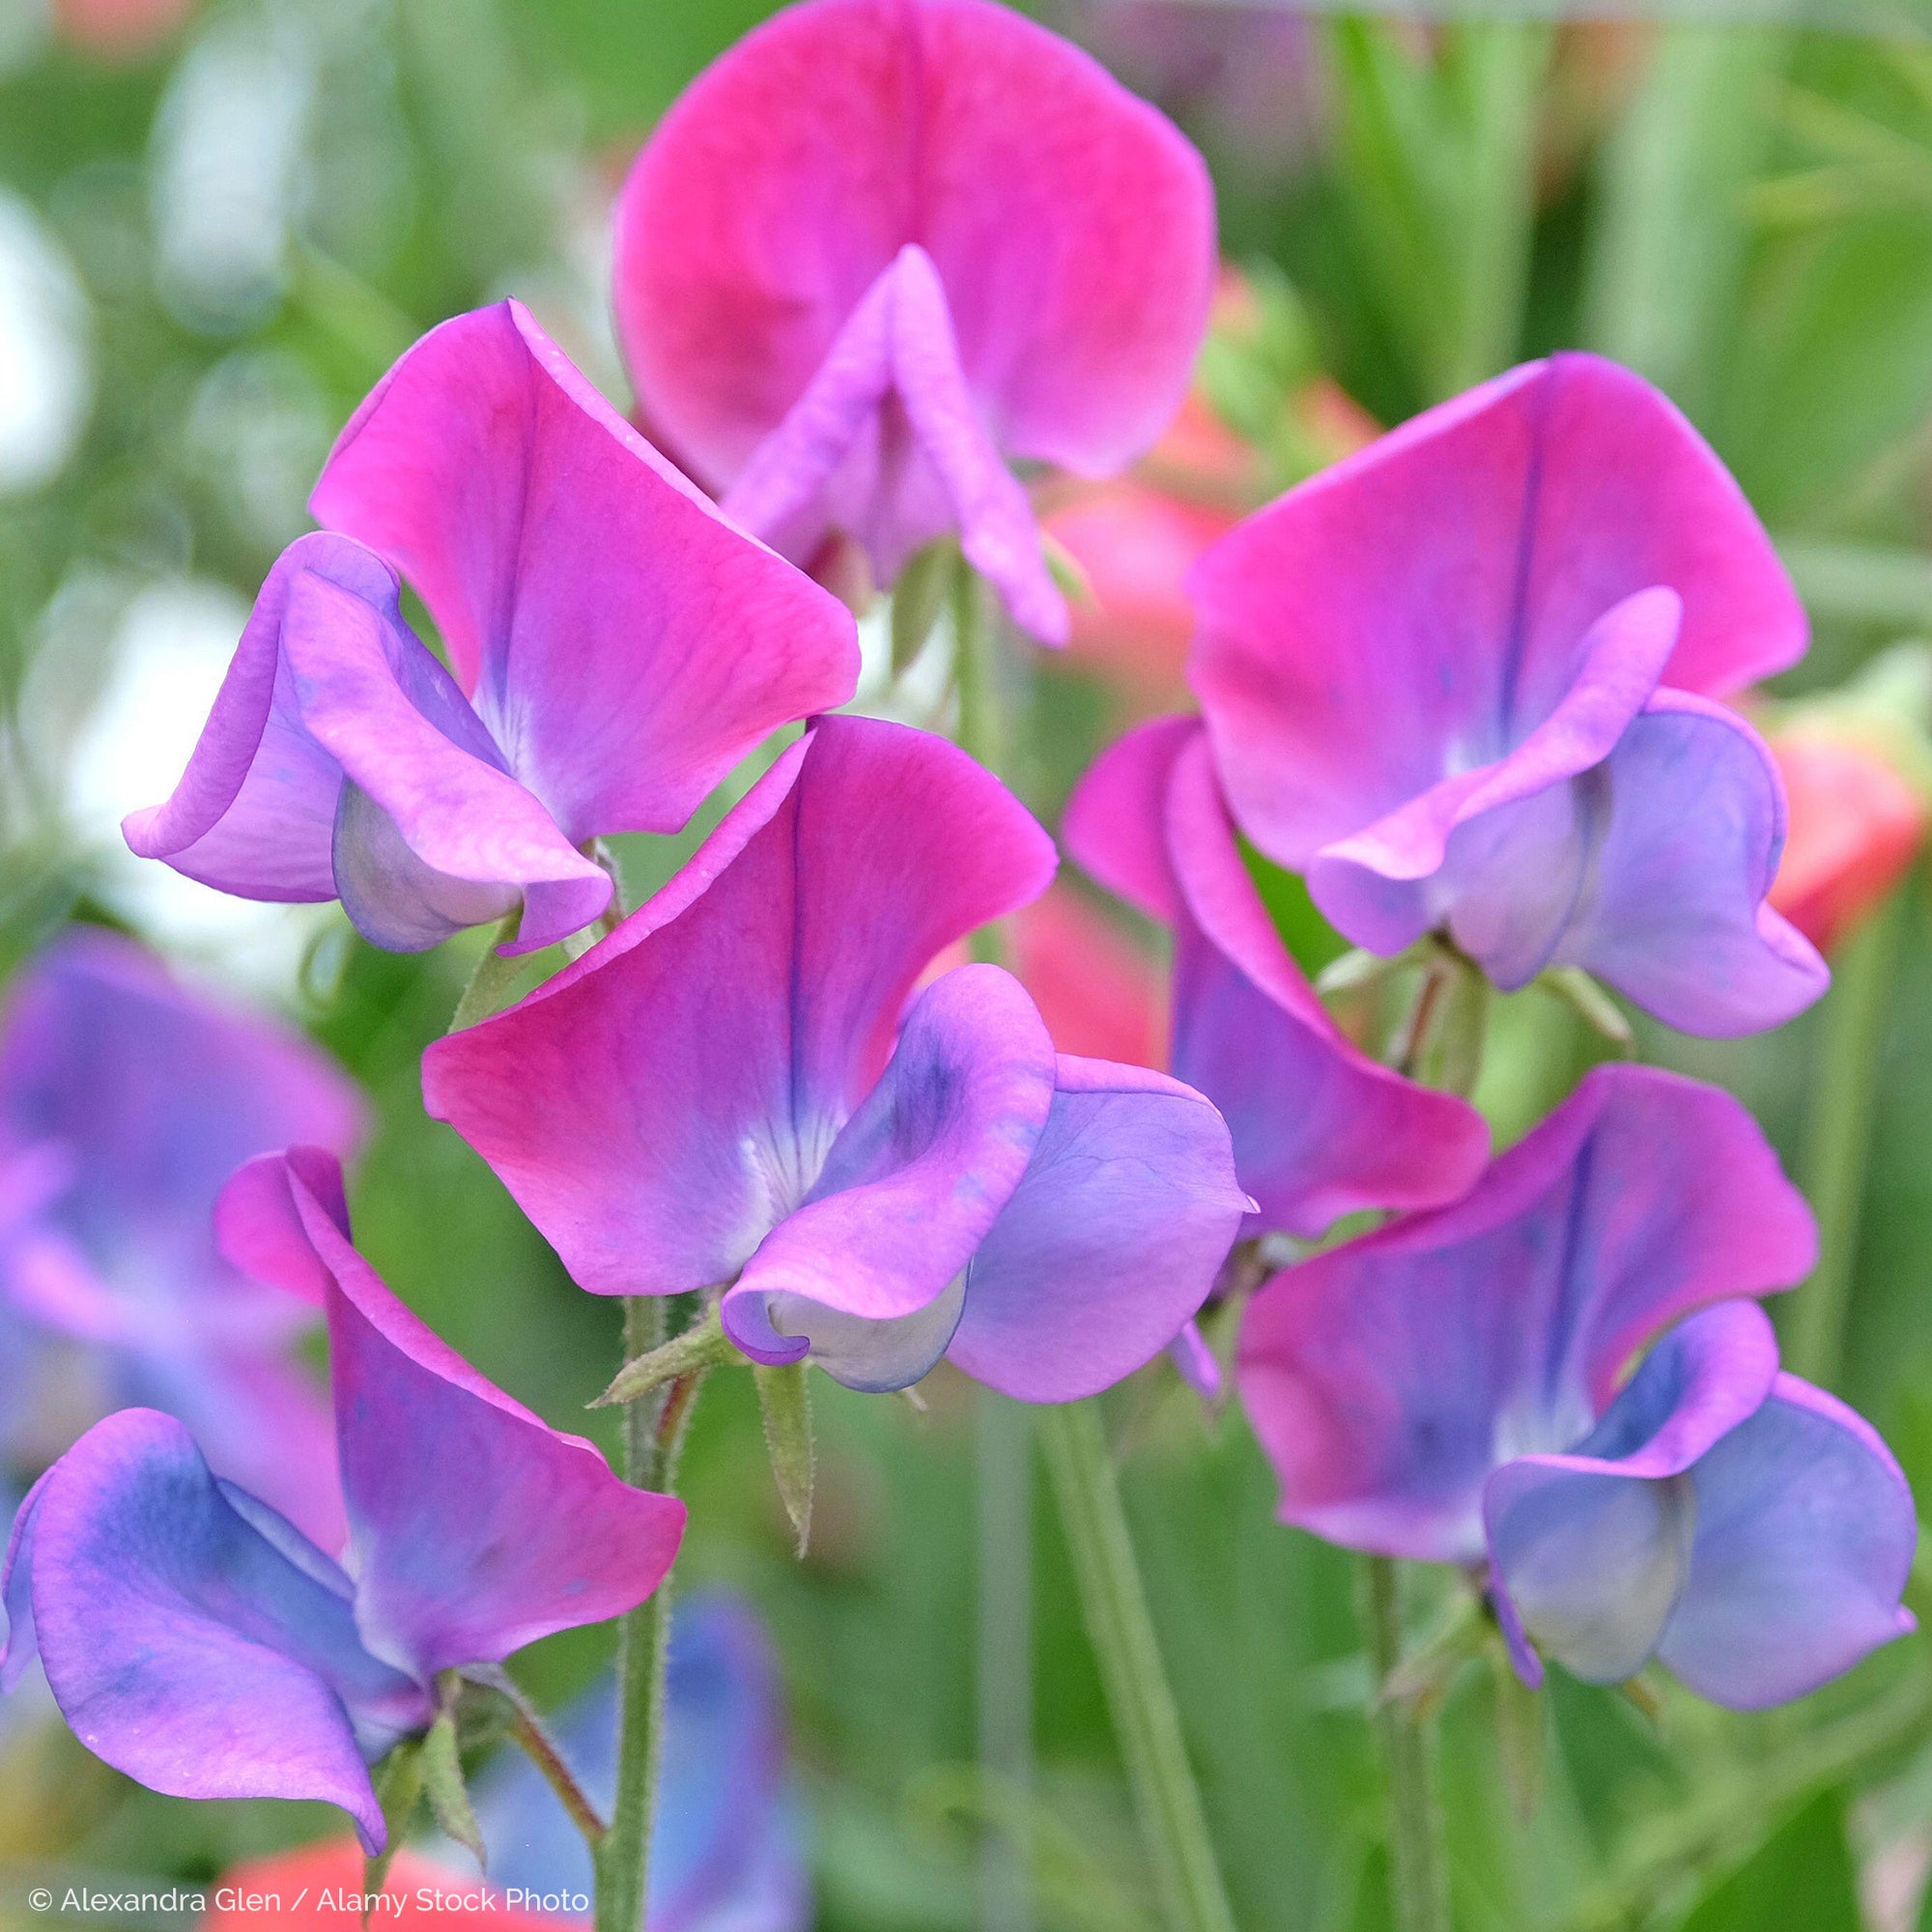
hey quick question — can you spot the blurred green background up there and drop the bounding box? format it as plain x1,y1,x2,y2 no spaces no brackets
6,0,1932,1927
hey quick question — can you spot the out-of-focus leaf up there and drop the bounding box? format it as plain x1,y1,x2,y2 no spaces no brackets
1240,838,1350,980
1586,27,1790,420
1672,1788,1860,1932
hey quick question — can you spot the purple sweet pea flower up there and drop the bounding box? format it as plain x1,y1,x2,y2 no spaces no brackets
0,1148,683,1849
1239,1064,1917,1707
1189,353,1830,1037
462,1593,809,1931
1065,714,1489,1237
424,715,1249,1401
125,300,861,955
612,0,1218,644
0,927,363,1548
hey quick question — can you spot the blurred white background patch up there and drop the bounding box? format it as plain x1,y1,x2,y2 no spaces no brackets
0,189,91,495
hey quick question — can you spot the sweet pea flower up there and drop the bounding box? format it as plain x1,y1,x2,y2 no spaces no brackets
1240,1065,1917,1707
612,0,1217,645
424,715,1248,1400
125,300,861,954
1065,716,1489,1238
458,1593,808,1931
0,1148,683,1849
0,927,362,1546
205,1843,577,1930
1769,728,1926,955
1190,353,1830,1037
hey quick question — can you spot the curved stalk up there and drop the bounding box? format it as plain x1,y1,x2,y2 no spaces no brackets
1361,1557,1452,1932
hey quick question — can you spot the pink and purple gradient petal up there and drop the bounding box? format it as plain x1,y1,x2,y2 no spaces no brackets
2,1408,427,1853
216,1151,685,1682
614,0,1215,638
423,716,1058,1300
1237,1065,1817,1562
312,300,861,843
1065,716,1489,1235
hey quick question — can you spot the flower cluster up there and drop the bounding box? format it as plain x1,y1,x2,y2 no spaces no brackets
0,0,1920,1911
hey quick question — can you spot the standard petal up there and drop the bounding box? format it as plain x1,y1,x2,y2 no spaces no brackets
616,0,1214,484
1557,691,1831,1036
423,716,1057,1297
721,245,1067,642
1065,719,1489,1235
216,1152,685,1682
1484,1302,1779,1688
722,965,1055,1390
1236,1065,1816,1561
1657,1374,1918,1709
310,300,860,846
18,1409,425,1851
1191,353,1807,871
946,1055,1247,1402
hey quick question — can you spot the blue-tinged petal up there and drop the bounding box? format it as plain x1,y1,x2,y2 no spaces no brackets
1484,1301,1778,1687
946,1054,1248,1403
14,1408,426,1850
1657,1374,1918,1709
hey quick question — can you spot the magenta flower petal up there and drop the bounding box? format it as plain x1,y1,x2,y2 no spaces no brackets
1065,718,1489,1235
1484,1301,1780,1687
1655,1373,1918,1709
719,245,1068,643
423,716,1057,1298
1238,1065,1816,1562
311,299,860,843
615,0,1215,636
122,533,611,955
947,1055,1247,1403
216,1151,685,1681
722,965,1057,1391
4,1407,427,1851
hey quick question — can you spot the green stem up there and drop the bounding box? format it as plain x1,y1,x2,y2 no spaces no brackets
1361,1557,1452,1932
498,1685,608,1849
1790,886,1907,1388
447,911,526,1032
594,1298,705,1932
1040,1401,1236,1932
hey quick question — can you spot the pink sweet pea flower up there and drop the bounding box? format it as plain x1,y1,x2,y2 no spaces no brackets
1190,353,1830,1037
1240,1065,1916,1709
1768,728,1926,954
1066,716,1489,1238
613,0,1217,644
125,301,860,956
424,716,1247,1402
3,1147,682,1852
206,1843,577,1929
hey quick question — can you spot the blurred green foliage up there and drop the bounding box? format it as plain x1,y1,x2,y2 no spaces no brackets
5,2,1932,1929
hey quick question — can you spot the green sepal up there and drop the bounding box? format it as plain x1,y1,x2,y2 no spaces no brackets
1540,965,1634,1047
363,1736,425,1917
754,1361,815,1557
891,537,958,675
592,1306,736,1408
421,1678,486,1870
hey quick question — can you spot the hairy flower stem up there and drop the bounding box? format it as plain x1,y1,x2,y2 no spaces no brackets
947,559,1037,1932
1790,886,1906,1388
1361,1556,1453,1932
594,1298,706,1932
1040,1400,1236,1932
